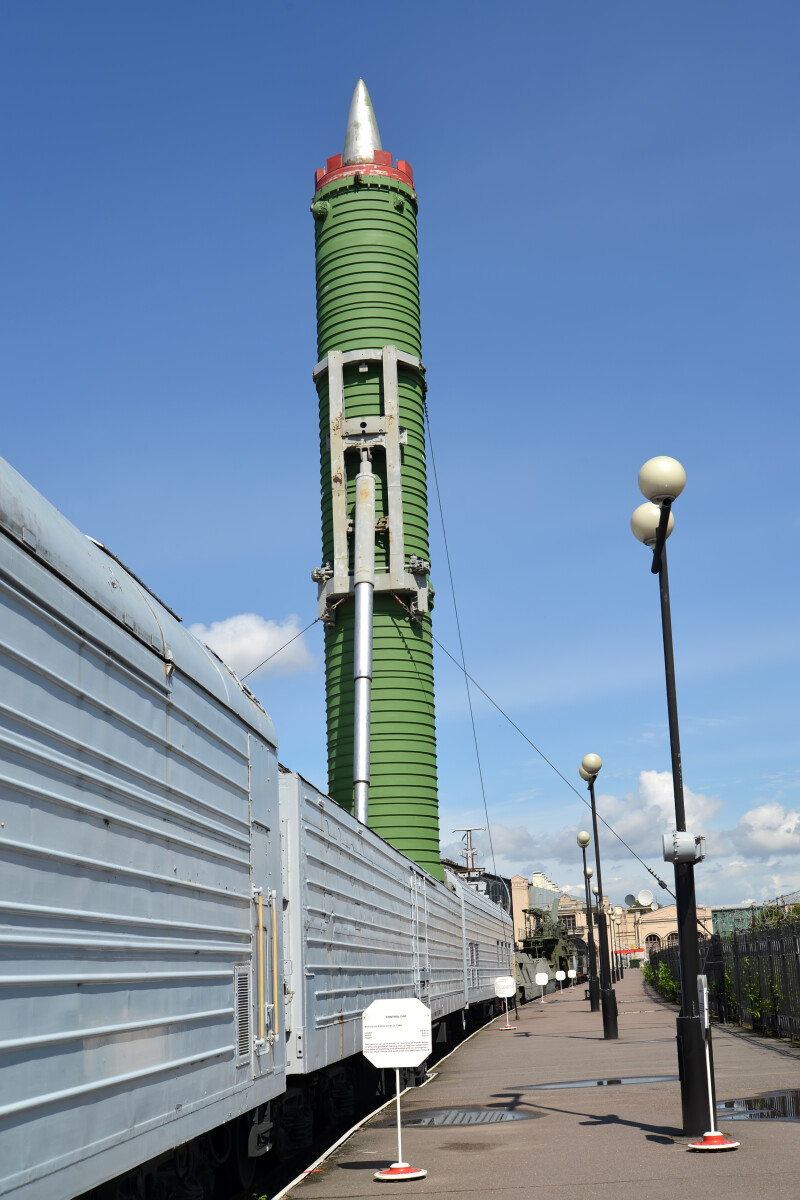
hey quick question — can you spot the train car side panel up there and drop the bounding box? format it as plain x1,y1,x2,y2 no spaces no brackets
456,874,514,1005
0,463,286,1199
279,772,417,1075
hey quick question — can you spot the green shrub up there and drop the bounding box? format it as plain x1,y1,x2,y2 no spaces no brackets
656,961,679,1003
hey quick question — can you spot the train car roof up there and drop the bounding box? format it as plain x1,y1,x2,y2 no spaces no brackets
0,455,277,745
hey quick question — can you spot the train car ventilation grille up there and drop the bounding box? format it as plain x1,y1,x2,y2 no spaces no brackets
234,965,251,1065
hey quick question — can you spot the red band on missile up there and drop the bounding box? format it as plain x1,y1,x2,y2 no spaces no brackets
314,154,414,193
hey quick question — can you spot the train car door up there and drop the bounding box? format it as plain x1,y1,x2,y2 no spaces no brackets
411,871,430,1002
249,736,282,1081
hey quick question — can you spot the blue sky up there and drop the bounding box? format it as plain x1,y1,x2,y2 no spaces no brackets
3,2,798,907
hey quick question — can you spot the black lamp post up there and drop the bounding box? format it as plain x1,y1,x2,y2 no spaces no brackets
631,455,714,1137
614,908,625,979
609,908,618,982
609,905,621,982
580,755,618,1039
577,832,599,1012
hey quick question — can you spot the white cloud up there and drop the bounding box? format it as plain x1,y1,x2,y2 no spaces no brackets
440,775,800,907
730,802,800,857
189,612,316,680
441,824,539,875
528,770,721,868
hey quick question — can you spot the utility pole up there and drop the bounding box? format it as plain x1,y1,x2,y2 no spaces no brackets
453,828,485,880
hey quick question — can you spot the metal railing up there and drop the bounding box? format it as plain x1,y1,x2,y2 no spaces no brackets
647,921,800,1040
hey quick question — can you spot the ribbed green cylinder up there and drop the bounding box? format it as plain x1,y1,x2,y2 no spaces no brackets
313,172,443,881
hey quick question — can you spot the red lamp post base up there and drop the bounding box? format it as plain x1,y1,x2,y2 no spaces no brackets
687,1131,740,1151
374,1163,428,1181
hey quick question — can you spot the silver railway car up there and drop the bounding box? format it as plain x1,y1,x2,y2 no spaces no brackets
279,771,512,1076
0,458,513,1198
0,459,285,1199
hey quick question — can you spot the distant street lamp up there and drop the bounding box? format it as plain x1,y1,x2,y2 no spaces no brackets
611,907,619,980
608,903,620,981
614,907,625,979
577,832,599,1012
630,455,714,1137
580,755,618,1039
597,892,618,984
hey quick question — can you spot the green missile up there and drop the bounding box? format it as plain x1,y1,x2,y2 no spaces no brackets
311,80,443,881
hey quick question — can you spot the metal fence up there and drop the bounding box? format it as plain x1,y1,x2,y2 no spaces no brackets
648,920,800,1041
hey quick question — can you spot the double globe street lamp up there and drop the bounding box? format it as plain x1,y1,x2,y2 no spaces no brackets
592,886,617,1013
579,755,618,1039
630,455,715,1137
614,907,625,980
609,907,619,982
608,903,621,982
577,832,599,1012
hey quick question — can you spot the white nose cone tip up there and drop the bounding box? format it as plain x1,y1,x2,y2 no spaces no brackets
343,78,383,164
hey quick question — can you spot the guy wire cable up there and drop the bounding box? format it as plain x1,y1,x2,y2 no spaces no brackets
422,397,671,900
238,591,674,902
240,616,321,682
424,398,500,883
236,484,671,900
242,596,679,917
429,630,674,898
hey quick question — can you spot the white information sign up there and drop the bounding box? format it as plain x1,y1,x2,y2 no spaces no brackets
493,975,516,998
362,998,432,1069
555,970,566,981
535,972,549,986
697,974,709,1037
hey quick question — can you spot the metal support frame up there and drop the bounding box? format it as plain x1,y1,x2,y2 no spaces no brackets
312,346,429,622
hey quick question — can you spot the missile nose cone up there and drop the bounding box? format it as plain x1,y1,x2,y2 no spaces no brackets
343,78,383,165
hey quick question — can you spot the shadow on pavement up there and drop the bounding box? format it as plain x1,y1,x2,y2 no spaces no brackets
489,1090,682,1142
337,1161,393,1170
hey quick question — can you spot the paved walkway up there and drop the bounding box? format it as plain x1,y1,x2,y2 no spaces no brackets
285,970,800,1199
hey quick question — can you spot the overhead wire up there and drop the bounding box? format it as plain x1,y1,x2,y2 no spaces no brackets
240,616,321,682
423,399,499,881
239,578,675,903
424,400,514,973
422,394,673,900
429,628,675,899
238,416,674,907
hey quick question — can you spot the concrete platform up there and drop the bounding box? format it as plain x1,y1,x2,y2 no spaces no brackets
284,970,800,1199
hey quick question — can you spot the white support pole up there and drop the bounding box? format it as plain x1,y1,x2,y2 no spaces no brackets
394,1068,406,1168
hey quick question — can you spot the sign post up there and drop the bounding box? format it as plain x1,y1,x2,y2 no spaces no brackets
567,968,577,987
362,999,432,1181
494,975,516,1030
687,976,739,1152
535,971,548,1003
